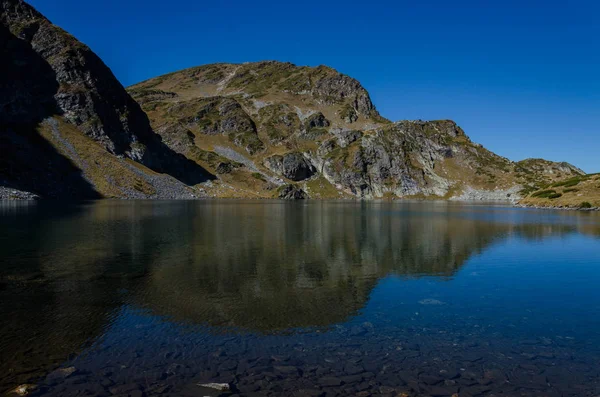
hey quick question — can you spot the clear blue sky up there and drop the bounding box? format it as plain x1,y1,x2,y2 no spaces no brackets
30,0,599,172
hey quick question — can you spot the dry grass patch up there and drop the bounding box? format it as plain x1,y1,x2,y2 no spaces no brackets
39,118,157,198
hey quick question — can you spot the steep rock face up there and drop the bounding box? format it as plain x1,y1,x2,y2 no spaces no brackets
1,0,152,155
0,0,211,198
304,112,330,130
309,120,471,197
129,62,584,200
516,158,584,178
264,152,316,181
159,96,264,155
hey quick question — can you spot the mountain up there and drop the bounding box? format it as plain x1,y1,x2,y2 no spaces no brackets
0,0,212,199
0,1,584,201
128,61,584,200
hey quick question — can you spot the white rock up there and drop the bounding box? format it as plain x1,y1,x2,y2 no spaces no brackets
197,383,230,391
12,384,36,396
419,298,445,305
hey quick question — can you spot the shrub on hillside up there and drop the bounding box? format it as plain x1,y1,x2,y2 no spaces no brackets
531,189,557,198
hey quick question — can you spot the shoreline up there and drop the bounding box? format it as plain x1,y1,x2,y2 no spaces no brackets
515,203,599,212
1,194,598,212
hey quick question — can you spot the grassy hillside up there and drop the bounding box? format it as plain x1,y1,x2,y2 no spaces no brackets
128,62,584,200
520,173,600,209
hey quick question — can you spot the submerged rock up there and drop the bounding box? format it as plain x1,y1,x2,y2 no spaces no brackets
197,382,231,391
419,298,445,305
10,384,36,396
47,366,77,380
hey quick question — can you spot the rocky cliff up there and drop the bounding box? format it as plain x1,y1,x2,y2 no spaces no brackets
0,0,212,199
129,61,584,200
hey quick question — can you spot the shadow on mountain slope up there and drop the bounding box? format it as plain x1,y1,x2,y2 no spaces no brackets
0,17,213,197
0,24,100,199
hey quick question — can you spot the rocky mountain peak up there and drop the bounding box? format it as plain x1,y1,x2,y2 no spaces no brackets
131,61,384,124
1,0,212,198
1,0,155,156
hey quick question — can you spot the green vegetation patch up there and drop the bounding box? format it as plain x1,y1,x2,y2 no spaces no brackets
258,104,301,144
129,89,177,103
531,189,558,198
340,104,358,123
552,177,582,188
226,62,298,96
188,147,242,170
305,176,341,198
229,131,265,155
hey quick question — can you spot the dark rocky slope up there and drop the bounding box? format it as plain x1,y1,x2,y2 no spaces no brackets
130,62,584,200
0,0,212,199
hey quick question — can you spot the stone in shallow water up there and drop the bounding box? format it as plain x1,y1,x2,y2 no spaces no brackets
439,369,460,379
421,384,459,396
219,360,238,371
292,389,324,397
197,382,231,391
109,383,143,395
47,366,77,380
461,352,484,362
10,384,37,396
419,299,445,305
237,383,260,393
344,363,364,375
318,376,342,387
379,385,396,394
349,325,367,336
340,374,363,384
275,365,301,376
420,374,443,385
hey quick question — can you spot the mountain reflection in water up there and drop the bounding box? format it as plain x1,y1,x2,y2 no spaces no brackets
1,200,599,395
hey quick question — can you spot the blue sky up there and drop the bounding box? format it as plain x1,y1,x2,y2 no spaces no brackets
30,0,599,172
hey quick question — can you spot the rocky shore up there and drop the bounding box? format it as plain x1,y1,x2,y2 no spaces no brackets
516,204,600,212
0,186,39,200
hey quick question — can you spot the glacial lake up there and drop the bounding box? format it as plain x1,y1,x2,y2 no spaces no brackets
1,200,599,397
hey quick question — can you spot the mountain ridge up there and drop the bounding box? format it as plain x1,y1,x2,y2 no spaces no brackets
0,1,589,203
128,60,584,200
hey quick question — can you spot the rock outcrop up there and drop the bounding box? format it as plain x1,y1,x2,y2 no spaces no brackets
264,153,316,181
278,184,307,200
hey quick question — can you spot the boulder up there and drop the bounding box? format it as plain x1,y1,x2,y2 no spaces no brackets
264,153,316,181
278,184,307,199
